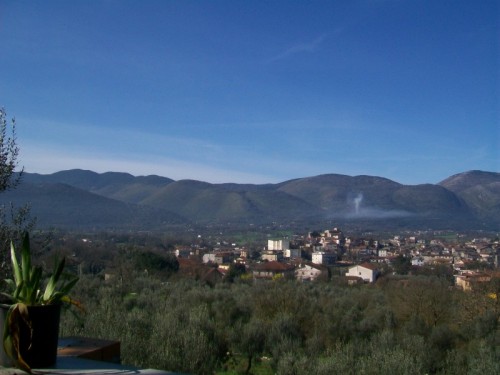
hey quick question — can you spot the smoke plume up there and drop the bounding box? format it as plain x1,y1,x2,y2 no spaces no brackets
354,193,363,214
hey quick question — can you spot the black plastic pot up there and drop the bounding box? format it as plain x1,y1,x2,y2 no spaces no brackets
10,304,62,368
0,303,13,367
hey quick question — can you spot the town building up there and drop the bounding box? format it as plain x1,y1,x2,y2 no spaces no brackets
295,263,327,282
312,251,336,265
252,261,295,280
268,239,290,251
346,263,380,283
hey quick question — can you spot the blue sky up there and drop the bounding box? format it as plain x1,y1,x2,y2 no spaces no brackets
1,0,498,184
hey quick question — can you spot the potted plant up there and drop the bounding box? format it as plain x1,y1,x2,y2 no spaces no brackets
1,232,80,371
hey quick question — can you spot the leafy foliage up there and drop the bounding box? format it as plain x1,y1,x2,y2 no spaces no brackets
60,271,500,375
133,250,179,278
2,233,79,306
0,109,35,279
392,254,412,275
0,109,21,192
2,232,80,371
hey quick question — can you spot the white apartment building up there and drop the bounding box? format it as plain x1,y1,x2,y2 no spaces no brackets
312,251,336,265
268,239,290,251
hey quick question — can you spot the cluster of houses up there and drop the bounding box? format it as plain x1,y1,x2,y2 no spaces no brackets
172,227,500,289
175,228,382,284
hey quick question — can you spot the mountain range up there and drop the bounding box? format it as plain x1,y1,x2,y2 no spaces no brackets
0,169,498,231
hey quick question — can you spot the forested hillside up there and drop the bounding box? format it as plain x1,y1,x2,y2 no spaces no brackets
6,169,500,230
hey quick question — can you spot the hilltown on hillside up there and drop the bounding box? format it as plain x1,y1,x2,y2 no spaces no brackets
169,228,500,289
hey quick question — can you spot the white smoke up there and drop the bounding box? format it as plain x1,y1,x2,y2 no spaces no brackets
339,191,413,219
354,193,363,214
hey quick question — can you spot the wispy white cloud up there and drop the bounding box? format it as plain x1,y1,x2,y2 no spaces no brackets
16,116,307,183
17,116,225,160
21,112,484,187
267,34,328,63
12,111,385,185
19,144,280,184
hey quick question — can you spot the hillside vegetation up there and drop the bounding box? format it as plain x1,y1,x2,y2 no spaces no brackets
0,169,497,230
61,272,499,375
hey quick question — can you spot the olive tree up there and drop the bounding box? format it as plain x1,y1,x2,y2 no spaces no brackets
0,108,35,278
0,108,21,190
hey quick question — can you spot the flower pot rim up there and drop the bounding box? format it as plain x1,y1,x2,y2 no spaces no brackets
0,302,62,307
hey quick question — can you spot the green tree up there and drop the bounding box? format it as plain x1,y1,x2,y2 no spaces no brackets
225,263,246,283
231,318,267,374
133,250,179,278
386,276,453,328
392,254,412,275
0,108,35,278
0,108,21,191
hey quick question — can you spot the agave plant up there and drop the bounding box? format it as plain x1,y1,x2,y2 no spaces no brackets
1,232,80,371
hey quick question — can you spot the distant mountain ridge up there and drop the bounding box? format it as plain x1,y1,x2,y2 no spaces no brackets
0,169,498,230
439,170,500,227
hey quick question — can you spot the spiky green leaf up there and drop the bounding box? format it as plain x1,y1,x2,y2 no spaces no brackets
10,241,21,287
20,233,31,285
43,258,65,302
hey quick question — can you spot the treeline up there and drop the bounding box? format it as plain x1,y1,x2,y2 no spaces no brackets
60,271,499,375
